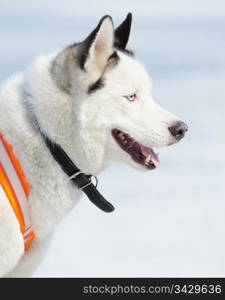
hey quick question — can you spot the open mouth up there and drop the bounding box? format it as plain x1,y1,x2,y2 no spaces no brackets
112,129,160,169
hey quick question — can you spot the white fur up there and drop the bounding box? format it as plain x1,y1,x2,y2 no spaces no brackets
0,17,181,277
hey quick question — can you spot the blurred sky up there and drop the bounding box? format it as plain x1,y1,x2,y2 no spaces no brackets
0,0,225,277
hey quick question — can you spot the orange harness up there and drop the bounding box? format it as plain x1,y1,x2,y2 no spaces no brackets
0,134,35,250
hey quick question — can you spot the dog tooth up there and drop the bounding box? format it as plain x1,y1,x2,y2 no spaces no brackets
145,155,152,164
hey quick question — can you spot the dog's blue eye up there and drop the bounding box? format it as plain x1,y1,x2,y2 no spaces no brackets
124,93,136,102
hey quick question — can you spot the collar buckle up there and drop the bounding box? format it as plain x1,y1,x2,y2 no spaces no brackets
79,180,92,190
69,171,92,190
69,171,82,180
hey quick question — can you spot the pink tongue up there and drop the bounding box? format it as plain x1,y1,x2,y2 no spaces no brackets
140,145,151,156
140,145,160,168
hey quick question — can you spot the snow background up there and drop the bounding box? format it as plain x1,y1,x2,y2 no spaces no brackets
0,0,225,277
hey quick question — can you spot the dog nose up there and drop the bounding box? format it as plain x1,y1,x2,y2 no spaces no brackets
169,121,188,141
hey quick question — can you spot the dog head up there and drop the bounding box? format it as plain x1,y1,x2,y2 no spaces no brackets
49,14,188,174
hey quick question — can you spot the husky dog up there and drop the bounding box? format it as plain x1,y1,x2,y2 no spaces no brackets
0,14,188,277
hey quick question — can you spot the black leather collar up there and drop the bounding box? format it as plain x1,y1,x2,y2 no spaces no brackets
39,132,115,213
23,95,114,213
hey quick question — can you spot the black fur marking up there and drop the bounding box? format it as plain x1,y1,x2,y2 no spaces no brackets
87,51,119,94
114,46,134,57
68,42,78,49
88,78,104,94
108,51,118,60
108,51,120,65
114,13,132,50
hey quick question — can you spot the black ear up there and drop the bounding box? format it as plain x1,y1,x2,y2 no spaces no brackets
114,13,132,50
